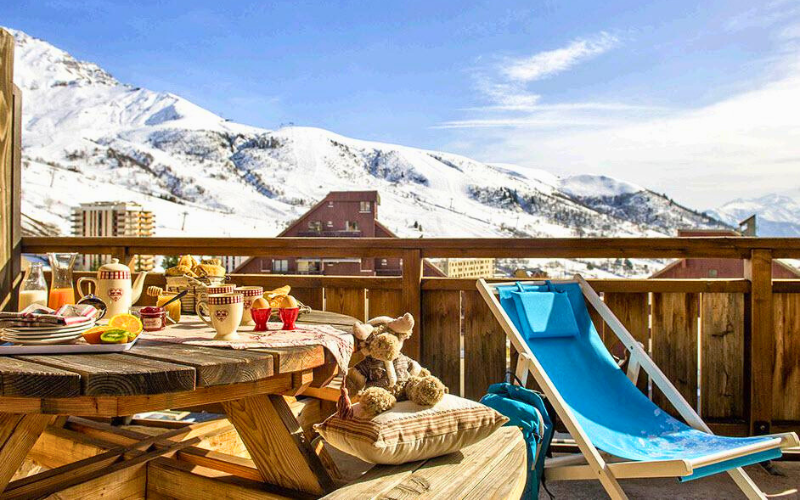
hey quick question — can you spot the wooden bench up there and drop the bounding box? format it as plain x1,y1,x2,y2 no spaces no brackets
322,426,527,499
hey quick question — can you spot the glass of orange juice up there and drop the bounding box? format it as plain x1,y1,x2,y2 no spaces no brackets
47,253,78,309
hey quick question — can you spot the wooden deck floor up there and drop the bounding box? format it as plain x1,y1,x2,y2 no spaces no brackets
546,458,800,499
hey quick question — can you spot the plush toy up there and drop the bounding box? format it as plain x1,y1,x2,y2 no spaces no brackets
345,313,447,418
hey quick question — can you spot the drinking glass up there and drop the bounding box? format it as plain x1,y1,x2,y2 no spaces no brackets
18,262,48,311
48,252,78,309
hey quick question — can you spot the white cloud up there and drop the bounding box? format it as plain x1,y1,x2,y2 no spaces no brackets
444,63,800,208
475,80,541,110
471,32,621,111
501,32,620,82
442,17,800,209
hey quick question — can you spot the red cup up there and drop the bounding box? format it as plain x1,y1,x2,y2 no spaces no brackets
279,307,300,330
251,307,272,332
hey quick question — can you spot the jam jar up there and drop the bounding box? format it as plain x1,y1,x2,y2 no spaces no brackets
140,306,166,332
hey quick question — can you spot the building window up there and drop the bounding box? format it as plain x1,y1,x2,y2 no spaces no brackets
346,221,359,231
708,269,718,278
308,221,322,232
327,221,333,228
360,201,371,213
260,259,272,273
273,259,289,273
327,201,334,208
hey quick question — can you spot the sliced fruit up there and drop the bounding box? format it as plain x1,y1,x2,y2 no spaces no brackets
83,325,111,345
108,313,143,337
100,329,130,344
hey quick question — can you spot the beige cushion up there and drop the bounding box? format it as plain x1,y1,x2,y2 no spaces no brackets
315,394,509,464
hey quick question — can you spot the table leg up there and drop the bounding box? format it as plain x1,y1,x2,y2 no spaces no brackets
222,394,335,496
0,413,52,491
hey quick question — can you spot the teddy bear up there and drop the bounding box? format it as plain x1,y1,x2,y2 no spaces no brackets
344,313,447,418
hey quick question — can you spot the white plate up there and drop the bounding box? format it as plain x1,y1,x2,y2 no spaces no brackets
1,336,83,345
3,322,95,335
1,332,85,341
1,329,85,338
0,335,139,354
4,321,94,333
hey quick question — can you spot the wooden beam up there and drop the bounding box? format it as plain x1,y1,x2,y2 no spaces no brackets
0,413,51,490
29,426,112,467
0,373,293,416
222,394,334,496
401,249,423,360
745,249,775,435
21,236,800,260
147,457,307,500
0,29,15,312
423,277,751,293
8,84,21,312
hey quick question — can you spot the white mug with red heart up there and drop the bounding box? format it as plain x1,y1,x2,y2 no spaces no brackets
235,286,264,326
196,293,243,341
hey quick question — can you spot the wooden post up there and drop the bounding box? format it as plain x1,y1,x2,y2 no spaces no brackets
401,249,423,360
9,84,21,312
0,29,17,312
221,394,335,495
744,249,774,435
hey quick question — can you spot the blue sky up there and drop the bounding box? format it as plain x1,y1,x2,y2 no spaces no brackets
3,0,800,207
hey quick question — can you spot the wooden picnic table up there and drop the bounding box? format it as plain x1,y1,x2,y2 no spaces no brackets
0,310,358,496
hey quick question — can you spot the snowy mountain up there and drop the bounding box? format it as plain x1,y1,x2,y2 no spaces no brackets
8,27,732,276
560,175,727,235
711,191,800,237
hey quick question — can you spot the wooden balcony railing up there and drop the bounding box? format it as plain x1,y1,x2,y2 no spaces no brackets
4,236,799,438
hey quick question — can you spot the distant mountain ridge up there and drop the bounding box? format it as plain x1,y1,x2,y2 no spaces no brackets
711,190,800,237
8,27,731,263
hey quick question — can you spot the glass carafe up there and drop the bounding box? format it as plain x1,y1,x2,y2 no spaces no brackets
48,253,78,309
18,262,48,311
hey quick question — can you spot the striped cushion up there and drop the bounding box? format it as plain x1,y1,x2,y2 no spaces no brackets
315,394,509,464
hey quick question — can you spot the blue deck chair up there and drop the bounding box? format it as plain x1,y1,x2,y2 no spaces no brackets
477,276,799,500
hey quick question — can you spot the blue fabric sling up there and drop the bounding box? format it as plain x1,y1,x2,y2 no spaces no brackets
495,280,784,482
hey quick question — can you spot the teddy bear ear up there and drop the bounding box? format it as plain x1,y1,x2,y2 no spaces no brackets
353,322,374,340
388,313,414,334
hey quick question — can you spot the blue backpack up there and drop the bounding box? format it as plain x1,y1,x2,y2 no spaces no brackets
481,376,554,499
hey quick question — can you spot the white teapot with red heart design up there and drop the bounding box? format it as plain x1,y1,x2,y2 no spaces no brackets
77,258,148,317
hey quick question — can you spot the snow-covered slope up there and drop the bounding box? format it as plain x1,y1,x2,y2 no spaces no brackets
561,175,729,234
9,27,730,265
712,190,800,237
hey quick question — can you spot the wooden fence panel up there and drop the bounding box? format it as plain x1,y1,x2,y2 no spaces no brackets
604,292,650,393
421,290,461,397
701,293,745,420
324,288,366,322
368,289,403,319
462,290,506,400
652,292,699,413
773,293,800,421
291,287,324,311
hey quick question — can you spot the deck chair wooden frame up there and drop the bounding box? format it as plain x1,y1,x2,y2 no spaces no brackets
477,275,799,500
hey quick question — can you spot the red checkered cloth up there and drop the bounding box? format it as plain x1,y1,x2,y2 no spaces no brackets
0,304,97,327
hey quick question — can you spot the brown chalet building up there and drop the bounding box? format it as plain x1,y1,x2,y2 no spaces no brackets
651,228,800,279
235,191,443,276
